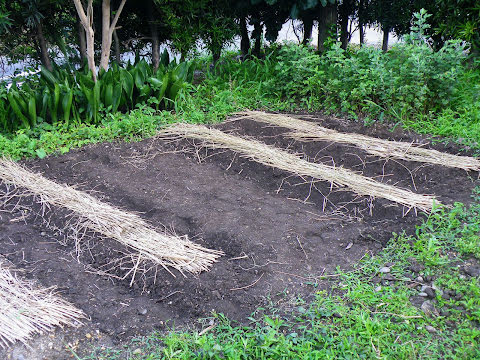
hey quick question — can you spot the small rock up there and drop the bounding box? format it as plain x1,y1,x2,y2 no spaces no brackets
212,290,222,300
132,348,142,355
40,231,46,236
137,308,148,316
440,309,450,317
375,286,382,292
85,333,92,339
421,300,438,316
383,274,395,281
408,262,425,274
419,292,429,297
416,276,424,282
48,342,54,349
379,267,390,273
425,325,436,333
441,292,451,300
463,265,480,277
424,287,436,298
459,275,466,280
345,242,353,250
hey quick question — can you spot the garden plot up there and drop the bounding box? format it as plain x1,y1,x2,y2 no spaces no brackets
0,159,222,277
159,123,438,212
0,114,477,358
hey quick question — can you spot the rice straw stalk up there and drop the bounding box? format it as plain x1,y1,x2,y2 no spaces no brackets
236,110,480,172
159,123,439,213
0,159,223,275
0,257,84,348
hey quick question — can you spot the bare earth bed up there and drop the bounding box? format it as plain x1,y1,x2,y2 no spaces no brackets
0,113,478,359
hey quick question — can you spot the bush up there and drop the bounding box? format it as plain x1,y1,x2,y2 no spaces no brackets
0,54,194,133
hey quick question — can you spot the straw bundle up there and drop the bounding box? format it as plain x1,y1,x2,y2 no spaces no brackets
0,258,84,348
159,123,439,212
237,110,480,172
0,159,223,275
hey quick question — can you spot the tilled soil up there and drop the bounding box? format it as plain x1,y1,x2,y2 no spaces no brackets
0,113,478,359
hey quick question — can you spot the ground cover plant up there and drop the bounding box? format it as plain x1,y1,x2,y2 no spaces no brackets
0,55,193,133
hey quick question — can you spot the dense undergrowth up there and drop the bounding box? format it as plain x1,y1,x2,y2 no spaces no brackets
1,12,479,159
80,194,480,359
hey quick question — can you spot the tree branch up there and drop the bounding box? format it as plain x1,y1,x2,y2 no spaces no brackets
72,0,88,27
110,0,127,32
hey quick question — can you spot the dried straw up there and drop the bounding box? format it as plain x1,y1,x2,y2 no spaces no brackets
0,258,84,348
0,159,223,275
159,123,439,212
237,110,480,172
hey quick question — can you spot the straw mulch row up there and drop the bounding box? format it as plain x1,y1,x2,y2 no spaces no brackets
159,123,439,213
0,159,223,276
0,257,84,349
237,111,480,172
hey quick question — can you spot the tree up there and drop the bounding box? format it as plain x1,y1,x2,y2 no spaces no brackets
366,0,414,51
73,0,127,81
0,0,68,70
318,1,337,53
419,0,480,56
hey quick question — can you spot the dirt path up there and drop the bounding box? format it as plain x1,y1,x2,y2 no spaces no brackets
0,114,477,359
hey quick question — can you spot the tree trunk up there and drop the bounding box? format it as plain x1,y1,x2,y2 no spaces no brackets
340,16,348,49
99,0,127,71
100,0,112,71
359,24,364,45
113,29,121,63
318,3,337,53
212,50,221,64
358,0,365,46
73,0,97,81
339,0,350,50
151,27,159,69
77,17,87,62
252,21,262,58
240,17,250,56
302,17,313,45
148,0,160,70
382,27,389,52
37,20,52,71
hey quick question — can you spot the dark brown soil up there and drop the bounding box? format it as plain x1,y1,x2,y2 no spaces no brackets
0,113,478,359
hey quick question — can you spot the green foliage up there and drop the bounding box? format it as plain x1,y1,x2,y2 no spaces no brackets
0,57,194,133
259,36,469,119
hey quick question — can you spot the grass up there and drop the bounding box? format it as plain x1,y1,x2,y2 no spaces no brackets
80,191,480,359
